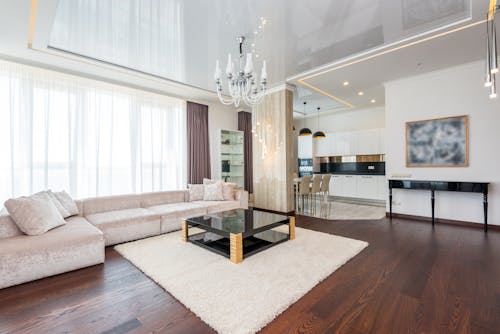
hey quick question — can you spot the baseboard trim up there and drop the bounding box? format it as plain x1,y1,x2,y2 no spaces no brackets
386,212,500,231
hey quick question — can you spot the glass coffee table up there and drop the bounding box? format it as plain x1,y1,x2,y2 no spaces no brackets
181,209,295,264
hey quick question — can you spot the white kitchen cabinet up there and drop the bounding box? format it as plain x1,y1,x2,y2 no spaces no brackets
355,129,381,155
315,134,331,157
356,175,378,199
379,128,385,154
342,175,357,197
329,175,343,196
298,135,312,159
377,175,387,200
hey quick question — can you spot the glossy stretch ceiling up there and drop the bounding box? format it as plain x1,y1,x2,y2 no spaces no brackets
41,0,492,112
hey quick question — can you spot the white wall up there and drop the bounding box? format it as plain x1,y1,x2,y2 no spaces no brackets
294,106,385,133
385,60,500,225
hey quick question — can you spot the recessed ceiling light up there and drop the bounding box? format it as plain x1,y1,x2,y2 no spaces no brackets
358,91,364,96
343,81,349,86
262,19,267,25
251,43,255,47
256,54,260,58
254,31,258,35
260,16,264,21
258,25,262,29
371,99,376,103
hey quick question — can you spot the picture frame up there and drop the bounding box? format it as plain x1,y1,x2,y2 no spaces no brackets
405,115,469,167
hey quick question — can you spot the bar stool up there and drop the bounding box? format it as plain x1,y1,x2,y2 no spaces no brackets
297,175,312,213
320,174,332,197
310,174,322,215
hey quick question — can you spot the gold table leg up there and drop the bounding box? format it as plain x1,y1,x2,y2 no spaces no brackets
230,233,243,264
289,216,296,240
181,220,188,242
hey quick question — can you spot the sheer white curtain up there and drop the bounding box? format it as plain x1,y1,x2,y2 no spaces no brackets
49,0,185,82
0,59,186,203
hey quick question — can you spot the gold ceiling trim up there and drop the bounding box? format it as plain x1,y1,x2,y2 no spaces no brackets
297,19,487,109
28,0,38,48
488,0,497,20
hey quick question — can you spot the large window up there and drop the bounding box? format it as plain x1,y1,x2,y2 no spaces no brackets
0,60,186,203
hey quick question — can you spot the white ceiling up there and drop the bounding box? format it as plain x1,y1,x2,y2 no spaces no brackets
0,0,496,114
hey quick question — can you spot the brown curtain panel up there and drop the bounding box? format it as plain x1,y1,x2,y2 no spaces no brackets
238,111,253,193
187,101,211,184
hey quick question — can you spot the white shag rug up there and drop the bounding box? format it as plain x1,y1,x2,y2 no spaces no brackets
115,227,368,334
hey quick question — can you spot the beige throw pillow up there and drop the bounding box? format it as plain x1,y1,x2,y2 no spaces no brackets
33,191,70,218
4,194,66,236
188,184,204,201
222,182,237,201
203,181,224,201
52,190,79,217
203,178,215,185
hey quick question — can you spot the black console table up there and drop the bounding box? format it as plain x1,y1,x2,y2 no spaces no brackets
388,179,489,232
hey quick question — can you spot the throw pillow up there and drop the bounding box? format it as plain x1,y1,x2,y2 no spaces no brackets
203,181,224,201
222,182,237,201
203,178,216,185
52,190,79,217
4,194,66,236
188,184,204,201
33,191,70,218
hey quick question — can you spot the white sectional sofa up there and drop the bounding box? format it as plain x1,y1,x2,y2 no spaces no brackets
0,189,248,289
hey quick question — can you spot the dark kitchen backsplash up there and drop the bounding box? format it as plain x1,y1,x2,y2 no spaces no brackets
319,162,385,175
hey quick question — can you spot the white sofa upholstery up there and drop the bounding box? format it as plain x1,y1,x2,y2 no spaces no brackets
0,216,105,289
0,188,249,289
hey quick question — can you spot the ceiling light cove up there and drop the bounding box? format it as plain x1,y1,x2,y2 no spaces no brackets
294,17,489,111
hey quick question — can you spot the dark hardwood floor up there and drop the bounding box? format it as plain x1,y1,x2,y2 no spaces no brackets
1,215,500,334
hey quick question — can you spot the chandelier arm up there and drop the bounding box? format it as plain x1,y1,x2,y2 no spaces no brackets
216,88,239,105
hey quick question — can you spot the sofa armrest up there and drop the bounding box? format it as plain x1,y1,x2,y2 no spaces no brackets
234,189,249,209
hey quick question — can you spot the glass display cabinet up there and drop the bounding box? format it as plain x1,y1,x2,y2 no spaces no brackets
219,129,244,188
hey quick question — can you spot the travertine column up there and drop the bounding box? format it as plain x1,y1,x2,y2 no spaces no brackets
252,86,294,213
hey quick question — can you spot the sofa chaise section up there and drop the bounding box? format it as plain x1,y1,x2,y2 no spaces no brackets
81,194,162,246
0,215,104,289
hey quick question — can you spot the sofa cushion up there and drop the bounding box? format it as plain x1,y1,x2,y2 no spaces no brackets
203,181,224,201
0,216,104,289
85,208,161,246
52,190,79,217
0,215,22,239
222,182,237,201
188,184,204,201
140,190,187,207
4,193,66,236
191,200,240,214
148,202,207,219
81,194,141,216
85,208,159,228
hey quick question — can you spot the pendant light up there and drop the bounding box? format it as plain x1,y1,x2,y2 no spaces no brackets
312,107,326,139
298,101,312,136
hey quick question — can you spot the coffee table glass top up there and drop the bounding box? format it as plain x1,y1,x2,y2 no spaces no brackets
185,209,289,237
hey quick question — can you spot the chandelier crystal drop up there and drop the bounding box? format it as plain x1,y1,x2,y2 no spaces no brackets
215,36,267,107
485,7,499,98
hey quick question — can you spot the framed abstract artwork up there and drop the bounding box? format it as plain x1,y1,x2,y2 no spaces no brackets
406,115,469,167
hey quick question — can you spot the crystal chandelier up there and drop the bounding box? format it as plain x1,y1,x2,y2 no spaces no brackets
214,36,267,107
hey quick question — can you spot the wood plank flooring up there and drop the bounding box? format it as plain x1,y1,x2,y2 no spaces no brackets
1,215,500,334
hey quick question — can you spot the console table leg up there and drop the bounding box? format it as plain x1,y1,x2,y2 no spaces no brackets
230,233,243,264
484,192,488,233
389,187,393,219
289,216,296,240
431,190,435,226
